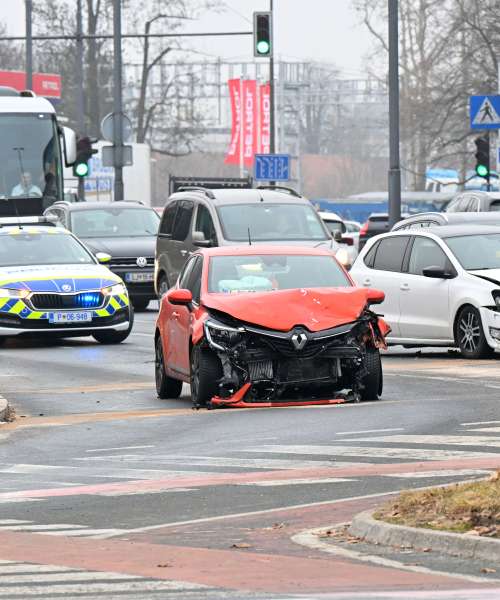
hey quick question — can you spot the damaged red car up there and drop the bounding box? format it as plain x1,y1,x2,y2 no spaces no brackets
154,246,389,408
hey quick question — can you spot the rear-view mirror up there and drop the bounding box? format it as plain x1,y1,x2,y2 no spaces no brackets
422,266,455,279
192,231,211,248
167,288,193,307
333,230,343,243
366,289,385,305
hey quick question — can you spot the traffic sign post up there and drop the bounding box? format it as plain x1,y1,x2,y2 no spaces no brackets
254,154,290,181
470,95,500,129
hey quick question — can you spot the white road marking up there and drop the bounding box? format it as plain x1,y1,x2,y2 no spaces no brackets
238,477,356,487
249,444,495,461
0,464,78,473
43,528,129,537
0,519,32,525
0,523,87,531
100,490,399,538
85,445,155,453
0,572,141,583
462,420,500,426
336,428,404,436
0,564,81,574
0,581,208,594
350,435,500,447
466,427,500,433
383,469,492,479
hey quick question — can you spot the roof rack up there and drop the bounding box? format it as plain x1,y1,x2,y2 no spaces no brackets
256,185,301,198
169,175,253,195
177,186,216,200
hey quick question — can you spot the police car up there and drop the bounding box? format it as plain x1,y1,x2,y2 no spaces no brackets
0,217,133,344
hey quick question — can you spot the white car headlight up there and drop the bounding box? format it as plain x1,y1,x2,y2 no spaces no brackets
0,288,30,299
102,283,127,296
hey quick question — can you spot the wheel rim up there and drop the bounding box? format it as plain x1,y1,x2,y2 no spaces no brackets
155,340,164,391
459,310,481,353
191,350,199,401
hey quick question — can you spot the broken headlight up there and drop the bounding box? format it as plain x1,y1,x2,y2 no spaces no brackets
204,318,246,350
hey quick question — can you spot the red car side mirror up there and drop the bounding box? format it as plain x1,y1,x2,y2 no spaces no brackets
167,288,193,306
366,289,385,305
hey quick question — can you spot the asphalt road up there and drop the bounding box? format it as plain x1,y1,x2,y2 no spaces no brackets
1,303,500,599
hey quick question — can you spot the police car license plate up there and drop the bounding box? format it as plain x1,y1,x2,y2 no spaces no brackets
48,312,93,324
126,271,154,283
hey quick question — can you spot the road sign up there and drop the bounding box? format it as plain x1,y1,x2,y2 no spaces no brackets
254,154,290,181
101,112,133,143
470,95,500,129
102,145,133,168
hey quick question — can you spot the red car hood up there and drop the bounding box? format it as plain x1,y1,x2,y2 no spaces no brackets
202,287,374,332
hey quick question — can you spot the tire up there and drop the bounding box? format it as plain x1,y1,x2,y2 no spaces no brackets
132,298,150,312
455,305,494,359
190,345,222,407
155,336,183,399
360,347,382,401
92,305,134,344
157,275,169,299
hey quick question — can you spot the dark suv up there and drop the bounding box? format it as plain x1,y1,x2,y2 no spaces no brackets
44,201,160,311
155,186,339,296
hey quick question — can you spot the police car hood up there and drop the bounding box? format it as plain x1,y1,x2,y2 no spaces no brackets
0,264,121,293
81,236,155,259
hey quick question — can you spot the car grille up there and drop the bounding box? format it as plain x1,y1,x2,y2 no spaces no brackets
30,292,104,310
248,360,273,381
278,358,333,383
108,257,154,268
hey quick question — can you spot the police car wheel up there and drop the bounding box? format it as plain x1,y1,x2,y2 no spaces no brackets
92,306,134,345
155,337,183,399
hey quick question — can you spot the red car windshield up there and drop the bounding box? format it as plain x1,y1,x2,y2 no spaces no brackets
208,254,351,294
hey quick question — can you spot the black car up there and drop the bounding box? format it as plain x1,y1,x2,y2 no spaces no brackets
359,212,410,250
44,201,160,311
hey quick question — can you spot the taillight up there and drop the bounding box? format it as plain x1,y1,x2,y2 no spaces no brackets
360,222,369,236
341,236,354,246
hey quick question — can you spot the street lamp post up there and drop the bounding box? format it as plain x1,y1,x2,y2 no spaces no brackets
113,0,124,202
388,0,401,227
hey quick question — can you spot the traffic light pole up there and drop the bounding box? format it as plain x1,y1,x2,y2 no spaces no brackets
269,0,275,156
388,0,401,227
113,0,124,202
487,131,491,191
76,0,85,201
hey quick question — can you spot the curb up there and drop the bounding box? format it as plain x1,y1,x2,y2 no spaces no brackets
0,395,8,422
349,509,500,564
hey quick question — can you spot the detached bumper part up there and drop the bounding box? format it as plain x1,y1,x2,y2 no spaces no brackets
210,383,346,408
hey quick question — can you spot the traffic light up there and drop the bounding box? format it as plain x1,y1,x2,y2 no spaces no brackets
253,12,272,57
474,135,490,179
73,136,98,178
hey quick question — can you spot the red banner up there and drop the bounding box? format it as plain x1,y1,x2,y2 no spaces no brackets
225,79,272,167
0,70,62,99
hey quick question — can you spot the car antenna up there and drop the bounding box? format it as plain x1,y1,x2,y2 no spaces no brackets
247,227,252,246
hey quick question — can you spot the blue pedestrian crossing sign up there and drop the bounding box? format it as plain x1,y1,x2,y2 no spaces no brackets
470,95,500,129
254,154,291,181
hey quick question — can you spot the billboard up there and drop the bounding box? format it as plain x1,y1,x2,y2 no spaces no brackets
0,70,62,100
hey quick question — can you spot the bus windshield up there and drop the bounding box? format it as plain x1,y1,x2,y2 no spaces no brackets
0,113,62,209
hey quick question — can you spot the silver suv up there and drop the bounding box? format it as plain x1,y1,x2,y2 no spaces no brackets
154,186,340,296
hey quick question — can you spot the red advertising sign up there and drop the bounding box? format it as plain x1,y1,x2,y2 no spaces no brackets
0,70,62,99
225,79,272,167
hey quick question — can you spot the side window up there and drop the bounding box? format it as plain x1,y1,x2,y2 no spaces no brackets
372,236,410,272
195,204,217,243
172,200,194,242
468,196,479,211
160,201,177,236
408,237,448,275
446,197,461,213
185,256,203,304
363,241,379,268
179,256,196,288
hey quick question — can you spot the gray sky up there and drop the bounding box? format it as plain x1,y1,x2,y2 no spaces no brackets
0,0,371,76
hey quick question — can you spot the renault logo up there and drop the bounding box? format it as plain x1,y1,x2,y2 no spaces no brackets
136,257,147,268
291,331,308,351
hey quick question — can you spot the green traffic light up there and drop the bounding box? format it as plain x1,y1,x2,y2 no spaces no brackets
256,40,270,55
476,164,489,178
75,162,89,177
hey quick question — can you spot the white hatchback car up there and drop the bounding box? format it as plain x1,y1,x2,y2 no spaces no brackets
350,225,500,358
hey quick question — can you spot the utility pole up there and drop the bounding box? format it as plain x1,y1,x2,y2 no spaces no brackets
388,0,401,227
76,0,86,201
25,0,33,90
113,0,124,202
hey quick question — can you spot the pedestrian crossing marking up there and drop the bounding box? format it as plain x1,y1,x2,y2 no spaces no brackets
349,435,500,447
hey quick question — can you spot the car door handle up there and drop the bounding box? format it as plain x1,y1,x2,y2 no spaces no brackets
362,279,371,287
400,283,410,291
172,311,180,320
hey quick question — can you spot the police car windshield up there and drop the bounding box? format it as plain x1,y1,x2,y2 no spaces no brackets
0,230,94,267
71,208,160,238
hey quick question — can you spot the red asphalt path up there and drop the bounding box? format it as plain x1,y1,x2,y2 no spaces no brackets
1,458,499,594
